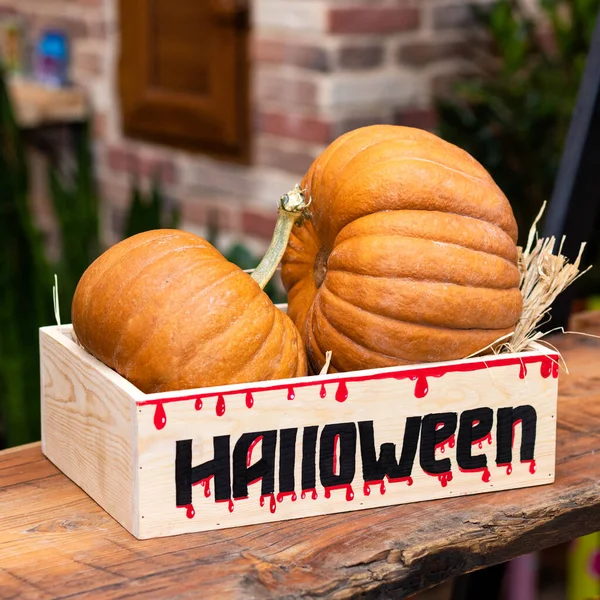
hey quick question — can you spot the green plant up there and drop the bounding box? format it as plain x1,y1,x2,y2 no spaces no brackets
49,123,101,325
205,209,287,305
123,175,180,238
0,67,54,447
0,68,285,448
436,0,600,249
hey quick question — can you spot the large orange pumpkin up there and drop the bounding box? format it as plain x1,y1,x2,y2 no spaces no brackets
281,125,523,374
72,191,309,393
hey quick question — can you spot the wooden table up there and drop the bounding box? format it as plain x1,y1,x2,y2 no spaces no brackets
2,326,600,599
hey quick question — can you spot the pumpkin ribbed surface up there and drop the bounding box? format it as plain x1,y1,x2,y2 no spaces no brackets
72,229,307,393
281,125,523,374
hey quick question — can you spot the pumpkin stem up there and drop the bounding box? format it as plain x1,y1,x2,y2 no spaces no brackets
251,183,311,290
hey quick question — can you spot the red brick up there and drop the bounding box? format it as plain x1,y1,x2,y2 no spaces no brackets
398,41,472,67
105,147,177,185
328,7,420,35
252,38,330,72
181,199,239,233
254,73,318,107
138,159,178,185
255,139,316,174
251,38,285,63
106,146,137,173
339,44,384,70
258,112,332,144
181,200,207,227
242,209,278,240
332,113,393,139
433,4,477,29
394,108,438,132
30,16,88,39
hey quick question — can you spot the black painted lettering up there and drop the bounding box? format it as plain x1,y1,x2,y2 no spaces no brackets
301,426,319,490
456,408,493,470
420,413,458,474
279,428,298,493
358,417,421,481
319,423,357,487
496,406,537,464
232,431,277,498
175,436,231,505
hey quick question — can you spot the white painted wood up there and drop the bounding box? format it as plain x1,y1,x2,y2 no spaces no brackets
39,324,559,540
40,326,141,536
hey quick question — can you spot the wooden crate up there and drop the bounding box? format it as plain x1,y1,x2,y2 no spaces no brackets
40,319,559,540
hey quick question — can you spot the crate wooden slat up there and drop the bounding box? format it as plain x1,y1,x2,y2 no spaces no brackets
40,317,560,540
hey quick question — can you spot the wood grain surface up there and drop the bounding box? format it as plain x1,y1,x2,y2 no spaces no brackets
8,79,88,128
2,325,600,599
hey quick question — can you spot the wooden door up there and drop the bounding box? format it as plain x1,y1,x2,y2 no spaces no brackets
118,0,249,161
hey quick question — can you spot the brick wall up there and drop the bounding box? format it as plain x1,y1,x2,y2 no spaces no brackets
1,0,499,253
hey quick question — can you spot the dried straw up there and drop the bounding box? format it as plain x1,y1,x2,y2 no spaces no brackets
319,350,333,375
476,201,592,358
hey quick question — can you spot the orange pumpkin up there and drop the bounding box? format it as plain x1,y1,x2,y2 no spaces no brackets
281,125,523,374
72,190,309,393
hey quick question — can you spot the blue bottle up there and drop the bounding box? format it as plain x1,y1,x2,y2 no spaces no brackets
36,30,69,87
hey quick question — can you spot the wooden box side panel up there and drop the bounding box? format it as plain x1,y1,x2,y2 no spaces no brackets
136,351,559,538
40,326,139,536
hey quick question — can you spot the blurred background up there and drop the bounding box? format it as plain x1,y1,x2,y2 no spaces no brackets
1,0,599,597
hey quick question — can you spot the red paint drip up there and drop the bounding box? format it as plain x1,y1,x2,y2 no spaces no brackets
301,488,318,500
552,360,559,378
540,357,552,378
320,383,327,398
413,375,429,398
364,476,412,495
138,354,560,411
287,387,295,400
435,433,456,455
216,394,226,417
247,436,263,468
438,472,453,487
474,433,493,449
245,391,254,409
194,397,203,411
195,475,213,498
183,504,195,519
260,493,277,514
363,480,386,496
459,466,491,483
498,462,513,475
215,497,235,512
427,471,453,488
153,402,167,430
276,491,297,503
523,459,537,474
519,362,527,379
324,484,354,501
335,381,348,402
